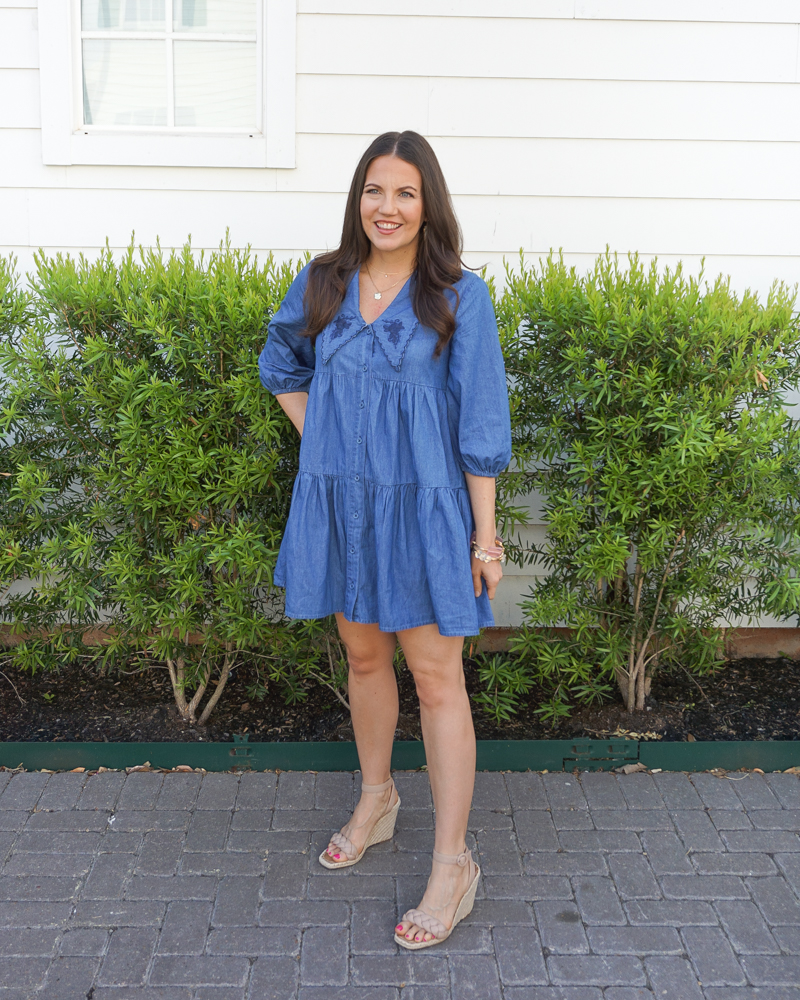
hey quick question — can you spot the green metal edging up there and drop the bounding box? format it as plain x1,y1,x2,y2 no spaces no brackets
638,741,800,772
1,737,799,773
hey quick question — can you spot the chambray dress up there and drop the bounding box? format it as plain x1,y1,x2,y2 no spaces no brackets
258,263,512,637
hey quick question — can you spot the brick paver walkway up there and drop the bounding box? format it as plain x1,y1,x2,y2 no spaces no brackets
1,767,800,999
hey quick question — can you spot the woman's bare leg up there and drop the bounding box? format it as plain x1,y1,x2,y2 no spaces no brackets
322,615,400,861
394,624,476,943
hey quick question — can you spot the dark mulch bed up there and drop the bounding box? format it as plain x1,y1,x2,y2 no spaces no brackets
1,653,799,744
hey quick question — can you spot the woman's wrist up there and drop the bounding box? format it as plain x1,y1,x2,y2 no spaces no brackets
471,532,505,564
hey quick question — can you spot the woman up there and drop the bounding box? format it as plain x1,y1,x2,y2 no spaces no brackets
258,131,511,949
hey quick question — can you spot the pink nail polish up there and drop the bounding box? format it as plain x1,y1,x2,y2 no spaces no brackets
396,924,403,931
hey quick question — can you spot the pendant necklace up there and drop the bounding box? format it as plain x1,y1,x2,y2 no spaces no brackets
366,263,413,301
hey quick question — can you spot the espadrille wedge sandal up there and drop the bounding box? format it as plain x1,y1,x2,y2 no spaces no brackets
394,848,480,950
318,777,400,870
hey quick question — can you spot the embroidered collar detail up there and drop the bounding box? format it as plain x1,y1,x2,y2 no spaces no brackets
373,315,419,371
319,270,419,370
318,311,365,364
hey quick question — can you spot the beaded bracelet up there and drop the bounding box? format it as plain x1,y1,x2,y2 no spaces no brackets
470,532,506,563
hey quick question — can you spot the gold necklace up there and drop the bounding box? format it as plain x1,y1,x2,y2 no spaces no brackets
365,264,413,301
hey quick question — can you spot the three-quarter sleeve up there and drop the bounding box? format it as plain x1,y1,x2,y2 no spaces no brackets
258,263,316,395
446,274,512,477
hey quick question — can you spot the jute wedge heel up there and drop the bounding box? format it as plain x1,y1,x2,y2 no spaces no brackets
318,776,400,870
394,848,480,950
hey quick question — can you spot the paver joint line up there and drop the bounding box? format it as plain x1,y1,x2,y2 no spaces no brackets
0,768,799,996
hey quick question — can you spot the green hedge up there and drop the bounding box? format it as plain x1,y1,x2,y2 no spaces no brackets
2,243,799,725
497,253,800,722
0,243,350,724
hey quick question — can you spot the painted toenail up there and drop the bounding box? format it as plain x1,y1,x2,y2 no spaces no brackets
396,924,403,931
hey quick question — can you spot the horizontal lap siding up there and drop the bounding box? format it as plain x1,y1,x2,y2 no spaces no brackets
2,4,799,626
299,0,800,25
297,15,799,82
0,7,37,67
299,76,800,142
0,70,40,128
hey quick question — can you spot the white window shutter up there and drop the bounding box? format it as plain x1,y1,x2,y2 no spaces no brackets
265,0,296,168
38,0,75,165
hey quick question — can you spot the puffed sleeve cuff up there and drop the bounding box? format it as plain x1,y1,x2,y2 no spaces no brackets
458,450,512,479
258,263,316,396
447,273,512,478
258,350,314,395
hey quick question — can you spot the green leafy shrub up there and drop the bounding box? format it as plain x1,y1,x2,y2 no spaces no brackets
471,652,535,724
497,252,800,720
0,240,320,724
0,255,52,629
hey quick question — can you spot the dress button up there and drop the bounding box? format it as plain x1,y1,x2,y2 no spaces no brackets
349,547,354,554
362,365,367,371
355,475,360,482
348,582,354,589
353,512,359,519
359,401,364,408
357,437,362,443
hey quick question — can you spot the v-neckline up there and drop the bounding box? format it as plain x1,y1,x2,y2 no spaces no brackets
351,268,414,327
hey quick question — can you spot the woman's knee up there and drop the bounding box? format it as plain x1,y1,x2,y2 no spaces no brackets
346,646,391,678
409,659,465,709
336,615,396,677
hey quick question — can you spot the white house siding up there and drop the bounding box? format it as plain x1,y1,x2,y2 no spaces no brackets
1,0,799,626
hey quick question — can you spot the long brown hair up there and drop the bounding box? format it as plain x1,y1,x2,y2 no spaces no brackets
302,131,464,356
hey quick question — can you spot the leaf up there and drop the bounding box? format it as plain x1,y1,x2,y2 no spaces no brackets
615,762,647,774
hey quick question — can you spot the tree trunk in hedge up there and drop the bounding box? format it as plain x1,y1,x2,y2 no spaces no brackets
197,644,235,727
166,645,235,726
167,656,189,720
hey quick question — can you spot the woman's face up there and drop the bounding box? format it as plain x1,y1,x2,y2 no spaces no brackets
360,155,425,257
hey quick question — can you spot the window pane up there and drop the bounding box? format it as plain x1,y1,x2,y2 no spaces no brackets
174,41,256,127
82,40,167,126
82,0,166,30
173,0,256,34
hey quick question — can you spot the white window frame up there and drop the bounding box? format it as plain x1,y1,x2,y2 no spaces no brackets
38,0,296,168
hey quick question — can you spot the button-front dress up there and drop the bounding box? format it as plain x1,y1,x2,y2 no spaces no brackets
258,264,512,637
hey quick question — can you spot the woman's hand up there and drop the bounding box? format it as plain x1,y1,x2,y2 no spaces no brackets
472,553,503,599
464,472,502,599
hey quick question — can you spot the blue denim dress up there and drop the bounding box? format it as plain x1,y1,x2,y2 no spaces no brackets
258,263,512,637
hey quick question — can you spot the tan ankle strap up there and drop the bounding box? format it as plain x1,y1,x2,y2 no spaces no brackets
360,776,393,794
432,848,472,867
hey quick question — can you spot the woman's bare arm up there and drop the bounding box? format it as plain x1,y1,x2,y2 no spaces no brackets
275,391,309,437
465,472,503,599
